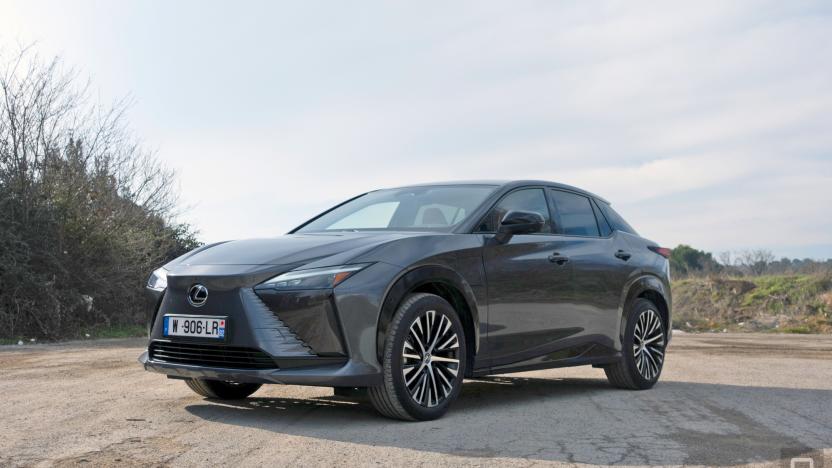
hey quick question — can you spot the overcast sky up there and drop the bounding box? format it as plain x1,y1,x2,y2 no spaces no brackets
2,1,830,259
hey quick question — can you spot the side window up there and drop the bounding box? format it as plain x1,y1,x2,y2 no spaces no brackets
592,200,613,237
548,190,600,237
596,201,638,235
475,188,552,233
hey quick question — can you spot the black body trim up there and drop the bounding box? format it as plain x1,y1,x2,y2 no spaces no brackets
376,265,482,369
149,341,277,369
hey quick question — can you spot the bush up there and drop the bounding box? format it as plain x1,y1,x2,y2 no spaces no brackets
670,244,721,278
0,49,199,340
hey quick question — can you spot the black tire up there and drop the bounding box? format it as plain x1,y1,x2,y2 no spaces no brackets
368,293,467,421
605,298,667,390
185,379,262,399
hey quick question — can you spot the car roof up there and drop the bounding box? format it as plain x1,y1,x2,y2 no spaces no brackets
388,180,610,204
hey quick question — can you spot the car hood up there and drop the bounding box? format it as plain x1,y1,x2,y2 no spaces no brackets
169,232,432,267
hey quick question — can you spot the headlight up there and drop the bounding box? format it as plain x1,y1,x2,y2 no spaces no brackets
257,263,371,290
147,267,168,291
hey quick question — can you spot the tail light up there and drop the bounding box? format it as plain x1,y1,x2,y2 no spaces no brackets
648,246,672,259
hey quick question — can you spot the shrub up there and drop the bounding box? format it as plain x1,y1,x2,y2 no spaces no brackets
0,49,198,339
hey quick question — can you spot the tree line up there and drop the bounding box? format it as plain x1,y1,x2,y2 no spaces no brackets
0,49,199,340
670,245,832,279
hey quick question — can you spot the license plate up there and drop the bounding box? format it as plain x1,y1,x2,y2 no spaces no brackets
163,315,226,339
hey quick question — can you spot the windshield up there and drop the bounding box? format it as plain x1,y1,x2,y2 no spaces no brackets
295,185,497,233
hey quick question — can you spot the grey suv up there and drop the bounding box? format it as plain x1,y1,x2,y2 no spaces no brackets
140,180,671,420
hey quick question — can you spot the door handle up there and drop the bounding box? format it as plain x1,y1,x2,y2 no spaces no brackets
615,250,632,261
548,253,570,265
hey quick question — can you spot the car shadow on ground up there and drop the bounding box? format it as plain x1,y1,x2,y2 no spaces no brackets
185,376,831,465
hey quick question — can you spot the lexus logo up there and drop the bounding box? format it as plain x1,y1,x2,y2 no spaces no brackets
187,284,208,307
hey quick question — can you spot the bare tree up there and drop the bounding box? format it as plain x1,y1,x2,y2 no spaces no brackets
737,249,775,276
0,48,198,339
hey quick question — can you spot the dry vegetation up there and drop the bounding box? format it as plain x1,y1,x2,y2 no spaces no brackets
0,49,198,342
669,245,832,333
672,275,832,333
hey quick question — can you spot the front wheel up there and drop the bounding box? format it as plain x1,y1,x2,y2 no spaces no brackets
369,293,467,421
185,379,262,399
604,298,667,390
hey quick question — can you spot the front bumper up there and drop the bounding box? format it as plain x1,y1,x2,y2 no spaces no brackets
141,262,400,387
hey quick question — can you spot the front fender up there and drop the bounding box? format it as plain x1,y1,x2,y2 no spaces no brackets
376,264,482,363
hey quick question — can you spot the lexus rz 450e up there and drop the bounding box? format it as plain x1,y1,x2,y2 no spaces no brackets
140,180,672,421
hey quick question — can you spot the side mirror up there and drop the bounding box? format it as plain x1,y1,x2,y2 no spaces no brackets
495,210,546,243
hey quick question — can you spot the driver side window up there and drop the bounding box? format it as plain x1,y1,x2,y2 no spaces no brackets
475,188,552,233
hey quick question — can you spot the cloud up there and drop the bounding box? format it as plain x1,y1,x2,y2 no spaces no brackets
2,0,831,257
557,153,753,204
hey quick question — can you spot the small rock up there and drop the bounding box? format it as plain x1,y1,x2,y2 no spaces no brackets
738,322,745,326
85,333,90,338
722,328,728,333
29,338,35,342
17,340,23,346
672,329,687,335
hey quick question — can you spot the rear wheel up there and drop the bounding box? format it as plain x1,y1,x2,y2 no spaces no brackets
185,379,262,399
369,293,467,421
604,298,666,390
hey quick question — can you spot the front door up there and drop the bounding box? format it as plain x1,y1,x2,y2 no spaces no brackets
477,188,577,367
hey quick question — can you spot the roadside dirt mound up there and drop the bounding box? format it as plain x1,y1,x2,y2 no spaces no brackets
672,274,832,333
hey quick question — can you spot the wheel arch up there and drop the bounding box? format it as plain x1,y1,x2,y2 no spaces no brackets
377,265,480,377
619,275,672,344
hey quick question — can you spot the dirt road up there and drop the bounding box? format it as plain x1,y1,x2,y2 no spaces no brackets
1,333,830,467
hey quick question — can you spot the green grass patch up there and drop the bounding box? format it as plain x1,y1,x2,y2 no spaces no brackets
781,326,813,334
1,324,146,345
741,275,831,307
81,324,146,340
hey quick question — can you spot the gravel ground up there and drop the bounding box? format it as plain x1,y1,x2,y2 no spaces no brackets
1,333,830,467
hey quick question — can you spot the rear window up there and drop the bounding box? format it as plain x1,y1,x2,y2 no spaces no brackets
596,201,637,235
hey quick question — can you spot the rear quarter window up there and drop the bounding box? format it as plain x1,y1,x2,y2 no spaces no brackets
596,201,637,235
591,201,613,237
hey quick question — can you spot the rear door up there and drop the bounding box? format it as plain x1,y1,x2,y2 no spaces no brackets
478,188,576,367
547,189,635,343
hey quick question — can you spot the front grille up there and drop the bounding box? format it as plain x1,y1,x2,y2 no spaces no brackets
149,341,277,369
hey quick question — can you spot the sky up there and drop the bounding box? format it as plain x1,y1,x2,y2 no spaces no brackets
1,1,831,259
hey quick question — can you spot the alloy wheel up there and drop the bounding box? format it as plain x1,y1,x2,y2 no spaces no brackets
633,309,665,380
401,310,461,407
